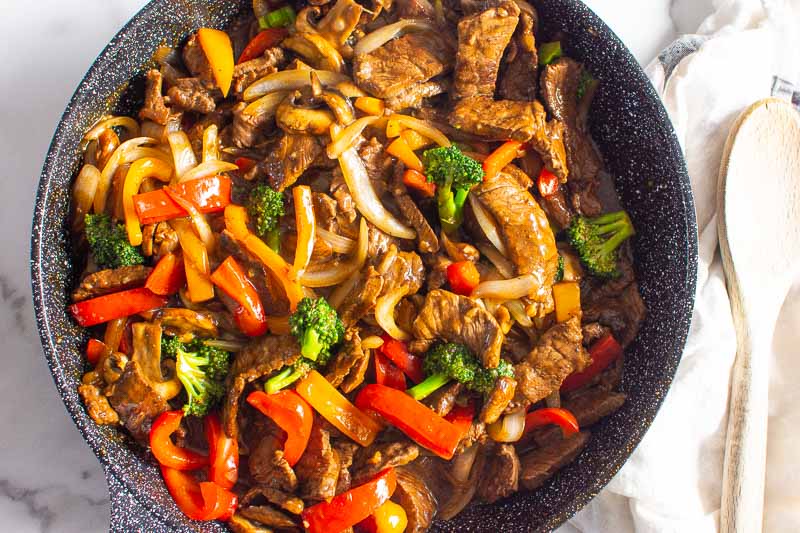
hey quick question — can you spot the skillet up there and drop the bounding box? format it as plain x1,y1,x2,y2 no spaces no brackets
30,0,698,530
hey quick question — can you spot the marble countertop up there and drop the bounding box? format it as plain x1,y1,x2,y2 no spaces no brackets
1,0,714,531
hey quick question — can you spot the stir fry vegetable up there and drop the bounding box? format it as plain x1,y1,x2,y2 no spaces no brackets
150,410,209,470
84,213,144,269
568,210,635,279
246,183,285,251
162,336,231,417
423,145,484,232
69,287,166,327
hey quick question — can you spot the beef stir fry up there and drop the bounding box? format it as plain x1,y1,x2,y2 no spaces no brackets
70,0,645,530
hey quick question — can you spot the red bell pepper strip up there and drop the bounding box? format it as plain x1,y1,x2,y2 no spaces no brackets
69,287,167,327
145,252,186,296
204,413,239,490
238,28,288,64
246,390,313,466
133,175,231,225
374,351,406,390
524,407,579,437
446,261,480,296
210,256,268,337
379,336,424,384
302,468,397,533
560,333,623,392
160,465,238,521
483,140,526,181
234,156,256,173
402,169,436,198
355,384,463,460
85,338,109,366
537,167,560,197
444,401,475,439
150,411,209,470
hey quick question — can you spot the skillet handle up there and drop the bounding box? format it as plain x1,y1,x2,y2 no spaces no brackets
106,471,174,533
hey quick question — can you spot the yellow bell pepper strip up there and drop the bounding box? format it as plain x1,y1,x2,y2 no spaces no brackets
197,28,234,98
385,118,401,138
123,157,172,246
386,136,424,172
401,128,433,151
552,281,581,323
354,96,385,116
483,140,526,181
183,257,215,303
295,370,381,447
223,204,304,311
170,218,214,302
292,185,316,276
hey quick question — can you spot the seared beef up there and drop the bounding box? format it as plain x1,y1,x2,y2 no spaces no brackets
391,170,440,253
394,468,438,533
231,102,271,148
182,33,215,84
224,335,301,438
385,79,449,111
326,328,369,393
78,371,119,425
146,307,219,338
264,133,323,191
479,375,517,424
396,0,435,18
478,444,520,503
72,265,152,302
352,441,420,485
354,32,453,99
413,289,504,368
168,78,218,114
295,421,341,500
520,431,590,490
583,281,645,347
498,12,539,101
514,317,591,405
312,192,339,231
453,0,520,99
377,247,426,294
232,47,287,96
249,434,298,491
142,221,179,259
241,486,304,514
564,389,626,427
338,266,385,327
540,187,574,229
239,505,297,529
333,441,359,494
109,361,168,442
473,171,559,313
139,69,170,125
426,382,463,416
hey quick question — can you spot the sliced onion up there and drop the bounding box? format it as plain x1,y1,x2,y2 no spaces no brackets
122,147,173,165
361,335,384,350
243,90,289,117
292,186,316,276
167,131,197,179
505,299,533,327
375,286,411,340
338,146,415,239
316,227,356,254
327,116,379,159
203,339,246,351
302,218,368,287
94,137,156,213
179,160,239,183
202,124,219,162
439,445,480,520
471,274,538,301
392,114,451,147
82,116,140,148
164,188,215,252
487,410,526,442
353,19,436,56
334,81,367,98
328,268,361,309
71,164,101,229
476,243,514,279
243,69,348,101
469,195,507,256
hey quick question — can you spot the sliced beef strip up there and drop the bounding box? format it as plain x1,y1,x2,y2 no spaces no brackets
239,505,298,529
182,33,215,84
479,375,517,424
473,171,558,313
325,328,369,393
333,441,359,494
337,266,385,327
108,361,168,443
519,430,590,490
295,420,341,501
531,389,625,446
498,11,539,101
514,317,591,406
412,289,504,368
540,186,574,230
264,133,323,191
396,0,435,18
425,382,463,417
241,486,304,515
353,32,453,99
351,441,420,485
223,335,301,438
377,246,426,294
393,467,438,533
139,69,170,125
385,79,449,111
72,265,152,302
249,434,298,491
312,192,339,231
232,47,287,97
390,168,439,253
167,78,219,114
231,101,273,148
453,0,520,99
79,371,119,426
478,443,520,503
583,281,645,347
456,419,487,454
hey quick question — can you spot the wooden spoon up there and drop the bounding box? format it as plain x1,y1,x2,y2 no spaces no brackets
717,98,800,533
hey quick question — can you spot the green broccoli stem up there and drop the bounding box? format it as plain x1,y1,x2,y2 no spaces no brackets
301,329,324,361
406,373,451,401
437,184,460,233
595,213,635,256
266,227,281,253
265,366,305,394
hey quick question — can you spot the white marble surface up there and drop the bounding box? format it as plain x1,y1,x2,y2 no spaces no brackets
0,1,714,531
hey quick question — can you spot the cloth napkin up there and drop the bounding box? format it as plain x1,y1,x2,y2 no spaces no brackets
559,1,800,531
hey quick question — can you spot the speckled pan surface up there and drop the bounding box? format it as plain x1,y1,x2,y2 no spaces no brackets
30,0,697,531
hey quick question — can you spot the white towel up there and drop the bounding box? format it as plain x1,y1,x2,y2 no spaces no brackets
560,1,800,531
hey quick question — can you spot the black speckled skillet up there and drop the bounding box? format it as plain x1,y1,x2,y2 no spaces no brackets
30,1,697,531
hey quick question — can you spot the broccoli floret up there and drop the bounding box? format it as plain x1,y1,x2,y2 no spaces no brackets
407,343,511,400
162,336,231,417
555,255,565,283
247,184,285,251
567,210,635,279
265,297,344,393
84,213,144,269
423,146,484,232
